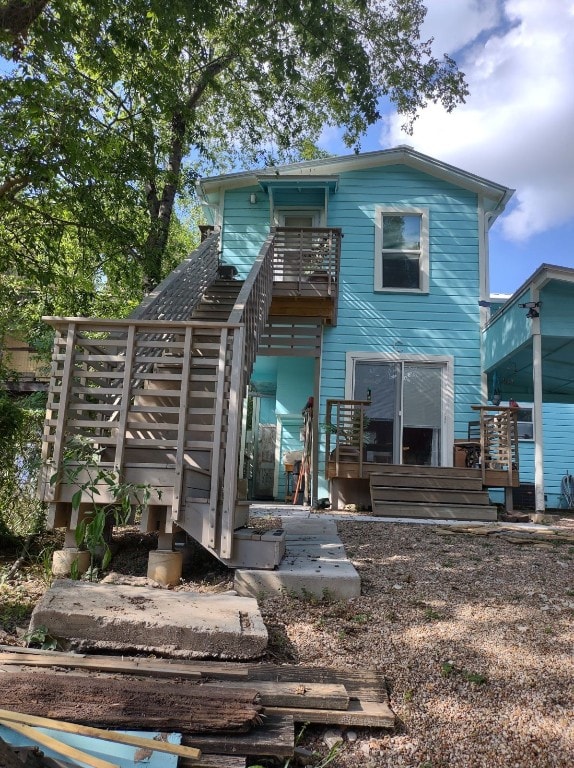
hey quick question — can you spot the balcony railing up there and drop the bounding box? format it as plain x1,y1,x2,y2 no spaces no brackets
271,227,341,297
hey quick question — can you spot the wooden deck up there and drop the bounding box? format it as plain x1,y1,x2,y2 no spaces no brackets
325,399,519,521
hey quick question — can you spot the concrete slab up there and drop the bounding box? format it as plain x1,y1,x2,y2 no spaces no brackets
234,517,361,600
29,579,268,660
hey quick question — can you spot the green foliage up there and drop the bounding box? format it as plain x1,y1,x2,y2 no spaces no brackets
441,661,487,685
0,0,468,332
53,436,154,579
23,624,60,651
0,392,46,541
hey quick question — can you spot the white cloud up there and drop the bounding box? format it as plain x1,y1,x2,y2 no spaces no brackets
382,0,574,242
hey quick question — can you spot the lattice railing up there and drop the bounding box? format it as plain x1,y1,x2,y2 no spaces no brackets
272,227,341,295
324,399,371,478
473,405,520,486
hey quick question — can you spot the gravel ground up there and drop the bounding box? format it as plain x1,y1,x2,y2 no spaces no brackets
258,518,574,768
1,520,573,767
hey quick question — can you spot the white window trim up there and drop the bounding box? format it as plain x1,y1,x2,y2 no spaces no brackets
504,401,534,441
345,351,454,467
274,208,325,227
374,205,429,293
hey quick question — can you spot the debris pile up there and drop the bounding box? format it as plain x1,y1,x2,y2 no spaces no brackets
0,646,395,767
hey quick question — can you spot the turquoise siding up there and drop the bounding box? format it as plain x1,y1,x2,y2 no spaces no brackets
483,287,532,371
276,357,314,499
221,163,488,501
540,282,574,337
221,185,270,278
318,165,482,493
489,402,574,508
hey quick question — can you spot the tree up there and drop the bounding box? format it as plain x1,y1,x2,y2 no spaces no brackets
0,0,468,303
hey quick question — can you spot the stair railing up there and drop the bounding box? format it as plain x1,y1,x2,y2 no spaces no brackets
219,231,276,558
472,405,520,486
325,399,371,478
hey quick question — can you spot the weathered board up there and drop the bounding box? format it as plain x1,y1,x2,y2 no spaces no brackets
0,672,261,734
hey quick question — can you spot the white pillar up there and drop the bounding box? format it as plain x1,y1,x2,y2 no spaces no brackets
532,289,545,512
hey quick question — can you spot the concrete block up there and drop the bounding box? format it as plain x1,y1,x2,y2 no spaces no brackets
234,518,361,600
52,549,90,577
29,580,268,660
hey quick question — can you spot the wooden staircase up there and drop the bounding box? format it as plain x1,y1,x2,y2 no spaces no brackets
369,466,497,521
190,278,244,322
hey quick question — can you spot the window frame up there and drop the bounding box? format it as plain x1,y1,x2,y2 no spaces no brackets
514,406,534,441
374,205,429,293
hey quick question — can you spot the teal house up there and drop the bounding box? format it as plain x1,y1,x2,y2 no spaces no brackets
485,266,574,512
41,147,527,574
198,147,515,514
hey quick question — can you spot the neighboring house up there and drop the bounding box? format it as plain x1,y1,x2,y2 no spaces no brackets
1,334,49,392
40,147,522,573
485,269,574,511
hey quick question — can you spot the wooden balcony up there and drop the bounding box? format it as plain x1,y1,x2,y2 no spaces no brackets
269,227,341,324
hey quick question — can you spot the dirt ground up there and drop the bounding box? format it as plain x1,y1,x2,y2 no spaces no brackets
1,518,573,768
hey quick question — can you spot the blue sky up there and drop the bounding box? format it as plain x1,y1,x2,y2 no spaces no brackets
317,0,574,297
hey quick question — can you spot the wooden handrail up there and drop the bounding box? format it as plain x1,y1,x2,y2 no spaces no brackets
471,405,519,486
325,399,370,478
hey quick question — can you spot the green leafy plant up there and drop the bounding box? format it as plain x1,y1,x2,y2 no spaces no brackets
51,436,155,579
424,607,443,622
442,661,487,685
24,625,60,651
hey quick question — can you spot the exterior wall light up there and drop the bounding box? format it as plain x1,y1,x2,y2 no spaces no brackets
518,301,540,319
249,193,257,205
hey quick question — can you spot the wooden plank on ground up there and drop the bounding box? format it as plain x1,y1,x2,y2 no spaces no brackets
0,672,261,734
183,756,245,768
204,681,349,710
0,647,248,680
245,664,388,702
182,715,294,758
265,699,395,728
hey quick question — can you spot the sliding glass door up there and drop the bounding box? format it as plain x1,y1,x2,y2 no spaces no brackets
353,359,447,466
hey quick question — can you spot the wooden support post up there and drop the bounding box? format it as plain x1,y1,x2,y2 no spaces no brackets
208,328,228,549
532,290,545,512
172,325,193,522
114,324,136,473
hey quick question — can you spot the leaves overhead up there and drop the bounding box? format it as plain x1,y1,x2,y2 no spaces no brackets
0,0,468,335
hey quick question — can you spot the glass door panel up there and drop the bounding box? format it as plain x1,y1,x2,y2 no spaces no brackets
355,361,399,464
354,360,445,466
402,364,443,465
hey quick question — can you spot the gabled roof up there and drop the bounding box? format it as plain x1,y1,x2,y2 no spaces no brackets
198,146,514,217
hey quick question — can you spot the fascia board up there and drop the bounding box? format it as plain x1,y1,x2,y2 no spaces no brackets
199,147,514,213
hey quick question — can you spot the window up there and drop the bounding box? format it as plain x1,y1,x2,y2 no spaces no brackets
515,407,533,440
374,206,429,292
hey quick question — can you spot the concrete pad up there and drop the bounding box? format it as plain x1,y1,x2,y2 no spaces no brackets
234,518,361,600
29,579,268,660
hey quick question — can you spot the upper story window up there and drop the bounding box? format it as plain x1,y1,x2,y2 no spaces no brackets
374,206,429,293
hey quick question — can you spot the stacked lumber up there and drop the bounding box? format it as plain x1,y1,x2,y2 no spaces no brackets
0,645,395,766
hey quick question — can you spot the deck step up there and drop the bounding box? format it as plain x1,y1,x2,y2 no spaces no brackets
369,472,483,491
369,501,497,522
370,488,491,505
370,465,481,480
